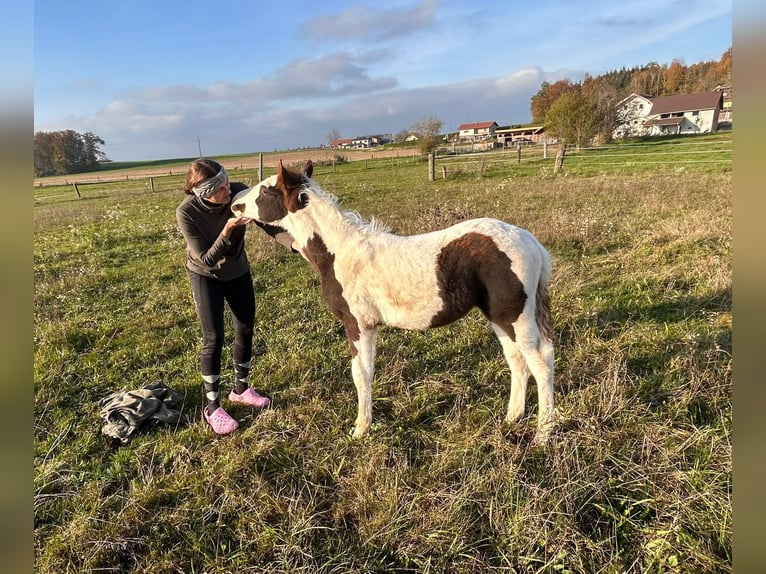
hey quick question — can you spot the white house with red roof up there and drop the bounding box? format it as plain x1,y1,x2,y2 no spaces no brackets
458,121,498,141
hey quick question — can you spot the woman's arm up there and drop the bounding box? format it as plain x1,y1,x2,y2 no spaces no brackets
177,209,245,268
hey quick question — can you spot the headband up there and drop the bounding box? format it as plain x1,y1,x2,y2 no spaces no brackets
192,167,228,198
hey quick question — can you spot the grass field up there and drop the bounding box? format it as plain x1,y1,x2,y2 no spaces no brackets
34,138,731,573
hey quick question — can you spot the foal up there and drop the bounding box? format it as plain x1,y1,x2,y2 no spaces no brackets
232,160,555,444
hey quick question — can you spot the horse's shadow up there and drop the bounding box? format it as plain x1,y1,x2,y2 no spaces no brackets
555,285,731,426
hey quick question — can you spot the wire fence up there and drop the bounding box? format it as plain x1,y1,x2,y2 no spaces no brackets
429,135,732,179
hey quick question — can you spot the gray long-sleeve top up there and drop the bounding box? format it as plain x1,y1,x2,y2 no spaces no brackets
176,181,295,280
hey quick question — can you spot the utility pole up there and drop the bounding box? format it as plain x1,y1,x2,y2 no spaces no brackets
197,136,203,157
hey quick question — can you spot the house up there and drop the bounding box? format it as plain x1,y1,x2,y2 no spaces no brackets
614,91,723,138
458,121,498,141
613,94,654,138
330,138,354,149
334,134,394,149
352,136,373,148
495,125,546,146
404,133,419,142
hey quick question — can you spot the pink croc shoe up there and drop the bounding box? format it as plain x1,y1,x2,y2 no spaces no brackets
229,387,271,409
203,406,239,435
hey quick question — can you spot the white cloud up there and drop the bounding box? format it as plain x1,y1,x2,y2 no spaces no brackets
301,0,438,42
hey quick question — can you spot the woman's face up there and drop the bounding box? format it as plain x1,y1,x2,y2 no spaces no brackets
204,179,231,204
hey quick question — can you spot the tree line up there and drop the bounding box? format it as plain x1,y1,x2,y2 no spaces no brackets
535,48,731,148
34,130,109,177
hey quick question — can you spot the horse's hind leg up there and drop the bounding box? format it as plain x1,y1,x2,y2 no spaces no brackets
491,323,529,424
492,321,555,444
517,318,555,444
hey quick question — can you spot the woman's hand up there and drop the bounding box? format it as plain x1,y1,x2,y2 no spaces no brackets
222,216,252,238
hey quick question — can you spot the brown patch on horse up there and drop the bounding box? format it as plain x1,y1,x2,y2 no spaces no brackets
254,183,288,222
303,233,360,356
277,160,314,213
430,232,527,339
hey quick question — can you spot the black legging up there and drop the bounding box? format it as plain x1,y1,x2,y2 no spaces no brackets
188,270,255,377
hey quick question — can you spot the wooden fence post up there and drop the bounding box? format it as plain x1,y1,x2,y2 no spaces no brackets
543,141,548,159
72,183,81,199
149,177,155,192
554,144,567,174
516,144,522,164
442,166,447,179
258,153,264,181
428,153,435,181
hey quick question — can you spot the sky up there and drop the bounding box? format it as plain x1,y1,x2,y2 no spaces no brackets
33,0,732,162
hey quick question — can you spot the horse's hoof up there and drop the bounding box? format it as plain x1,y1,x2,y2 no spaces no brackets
505,411,525,425
531,429,552,447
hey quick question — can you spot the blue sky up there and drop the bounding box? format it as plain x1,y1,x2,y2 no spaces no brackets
33,0,732,161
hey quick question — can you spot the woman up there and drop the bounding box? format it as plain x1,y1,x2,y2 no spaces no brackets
176,158,295,434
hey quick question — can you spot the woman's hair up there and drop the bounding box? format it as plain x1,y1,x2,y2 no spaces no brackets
183,158,224,195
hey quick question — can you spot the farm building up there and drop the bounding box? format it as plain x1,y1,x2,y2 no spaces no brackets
330,138,354,149
614,91,723,138
495,125,546,146
332,134,393,149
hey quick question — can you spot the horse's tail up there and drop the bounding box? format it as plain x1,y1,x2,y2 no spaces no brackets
535,246,553,342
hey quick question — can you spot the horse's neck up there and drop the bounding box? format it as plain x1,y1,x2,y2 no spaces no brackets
291,200,361,250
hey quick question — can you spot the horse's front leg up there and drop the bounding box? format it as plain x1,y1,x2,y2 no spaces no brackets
350,326,378,438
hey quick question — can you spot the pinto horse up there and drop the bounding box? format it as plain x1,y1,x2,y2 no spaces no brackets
232,160,555,444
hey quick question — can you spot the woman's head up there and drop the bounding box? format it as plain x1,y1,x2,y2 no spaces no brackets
183,158,229,199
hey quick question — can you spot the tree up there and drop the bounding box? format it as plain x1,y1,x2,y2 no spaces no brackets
394,129,410,143
530,79,576,124
34,130,108,176
545,91,601,149
326,129,341,146
582,78,620,144
629,63,665,97
409,116,443,154
664,59,686,94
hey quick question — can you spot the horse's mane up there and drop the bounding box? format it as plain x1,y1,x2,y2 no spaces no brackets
302,179,391,238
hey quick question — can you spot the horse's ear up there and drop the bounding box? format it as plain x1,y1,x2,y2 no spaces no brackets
304,159,313,179
277,160,303,189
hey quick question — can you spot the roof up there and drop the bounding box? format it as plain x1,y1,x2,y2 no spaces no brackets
330,138,354,146
458,121,498,131
495,125,544,135
649,91,722,115
617,92,653,107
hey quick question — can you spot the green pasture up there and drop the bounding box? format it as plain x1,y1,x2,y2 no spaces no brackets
34,136,731,573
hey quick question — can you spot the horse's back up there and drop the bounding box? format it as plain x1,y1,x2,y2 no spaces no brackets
341,217,547,330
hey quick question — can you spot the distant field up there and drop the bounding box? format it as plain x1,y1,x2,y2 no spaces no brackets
33,146,422,186
34,139,731,573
